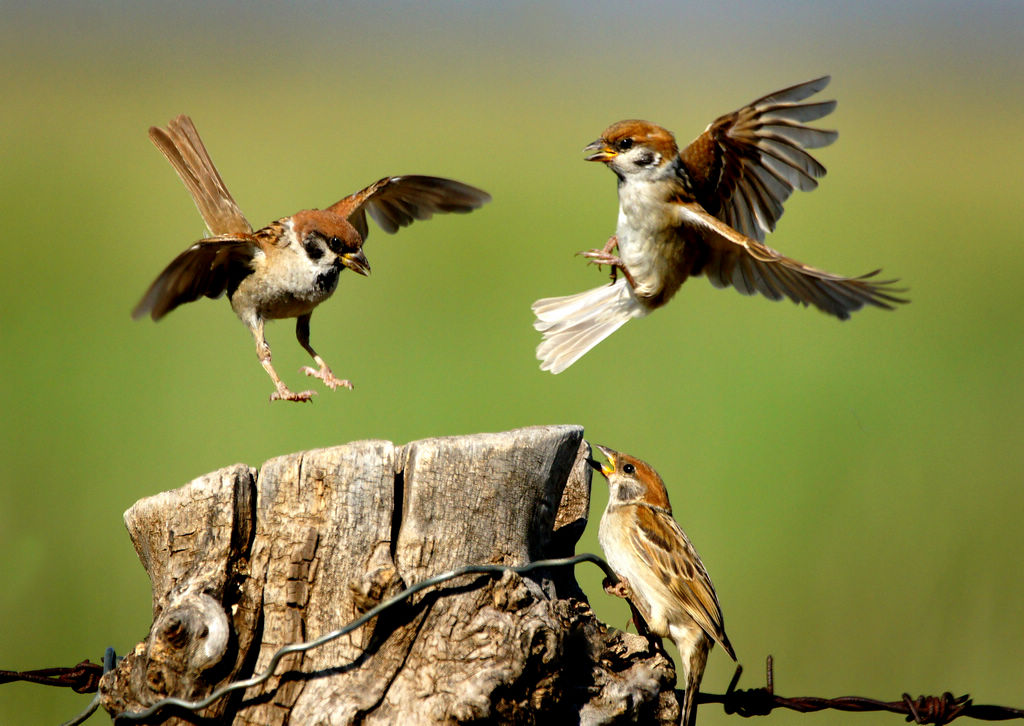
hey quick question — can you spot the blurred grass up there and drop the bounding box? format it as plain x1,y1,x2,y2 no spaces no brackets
1,2,1023,724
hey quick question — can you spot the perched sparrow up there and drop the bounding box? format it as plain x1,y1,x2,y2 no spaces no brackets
134,115,490,401
590,445,736,726
534,76,906,373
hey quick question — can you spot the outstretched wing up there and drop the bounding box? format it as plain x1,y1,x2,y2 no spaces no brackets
149,115,253,236
630,505,736,659
326,175,491,241
132,235,257,321
679,76,837,242
675,201,906,319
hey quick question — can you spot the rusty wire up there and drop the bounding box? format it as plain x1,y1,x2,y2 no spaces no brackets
699,656,1024,725
0,660,103,694
5,553,1022,725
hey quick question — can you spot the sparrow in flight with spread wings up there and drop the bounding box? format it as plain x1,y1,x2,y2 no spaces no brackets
134,116,490,401
534,76,906,373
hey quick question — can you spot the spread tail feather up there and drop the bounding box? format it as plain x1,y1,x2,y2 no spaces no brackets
148,115,253,236
532,278,647,373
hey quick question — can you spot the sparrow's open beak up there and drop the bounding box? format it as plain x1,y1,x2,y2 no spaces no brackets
341,249,371,277
584,139,617,163
588,444,617,477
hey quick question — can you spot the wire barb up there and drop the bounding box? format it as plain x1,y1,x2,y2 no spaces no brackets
699,655,1024,725
0,660,103,694
7,556,1022,725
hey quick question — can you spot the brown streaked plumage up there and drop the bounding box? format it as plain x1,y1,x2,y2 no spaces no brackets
591,444,735,726
534,76,907,374
135,115,490,402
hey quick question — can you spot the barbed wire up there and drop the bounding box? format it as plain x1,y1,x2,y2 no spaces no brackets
61,648,116,726
4,553,1022,725
700,656,1024,725
0,660,103,693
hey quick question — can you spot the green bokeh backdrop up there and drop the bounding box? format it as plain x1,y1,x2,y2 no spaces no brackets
2,3,1022,724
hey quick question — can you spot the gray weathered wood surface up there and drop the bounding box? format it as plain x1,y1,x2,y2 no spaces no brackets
99,425,679,724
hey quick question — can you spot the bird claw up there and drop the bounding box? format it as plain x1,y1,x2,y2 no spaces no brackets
579,249,623,267
603,576,632,600
578,235,619,264
301,365,354,391
580,251,637,288
270,387,317,403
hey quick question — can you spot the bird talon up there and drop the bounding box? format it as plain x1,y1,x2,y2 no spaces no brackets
603,576,632,600
270,388,317,403
301,365,354,390
580,249,627,279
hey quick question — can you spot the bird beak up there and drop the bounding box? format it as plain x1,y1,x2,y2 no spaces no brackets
589,444,617,477
341,249,371,276
584,139,616,163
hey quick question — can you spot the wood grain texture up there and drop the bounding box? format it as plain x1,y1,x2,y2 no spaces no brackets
99,426,680,724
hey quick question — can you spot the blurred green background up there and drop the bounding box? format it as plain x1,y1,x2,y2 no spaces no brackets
2,2,1022,724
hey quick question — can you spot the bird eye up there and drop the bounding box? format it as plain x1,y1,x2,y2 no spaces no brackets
617,138,634,151
623,463,636,474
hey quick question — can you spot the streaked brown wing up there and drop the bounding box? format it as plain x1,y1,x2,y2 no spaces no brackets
326,175,491,241
676,201,906,320
679,76,837,242
631,506,735,659
132,235,257,321
149,115,253,236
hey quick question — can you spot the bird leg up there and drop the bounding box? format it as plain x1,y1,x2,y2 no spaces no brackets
249,319,316,402
603,575,654,638
579,235,637,288
296,314,353,391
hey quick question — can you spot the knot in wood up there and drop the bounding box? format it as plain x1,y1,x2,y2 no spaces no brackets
153,593,230,673
160,615,190,649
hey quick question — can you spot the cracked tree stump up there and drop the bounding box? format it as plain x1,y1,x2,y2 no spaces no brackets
99,425,681,724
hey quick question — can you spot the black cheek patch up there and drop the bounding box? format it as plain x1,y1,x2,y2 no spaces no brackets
314,266,340,293
303,239,324,261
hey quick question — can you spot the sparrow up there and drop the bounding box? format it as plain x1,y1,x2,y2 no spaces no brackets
534,76,906,373
133,115,490,401
589,445,736,726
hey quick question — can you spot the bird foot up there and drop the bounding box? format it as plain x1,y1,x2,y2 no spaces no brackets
301,365,354,391
579,249,624,268
603,576,633,600
579,245,636,288
578,234,619,268
270,387,317,403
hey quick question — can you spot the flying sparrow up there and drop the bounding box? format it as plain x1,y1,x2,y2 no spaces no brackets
133,115,490,401
534,76,906,373
590,445,736,726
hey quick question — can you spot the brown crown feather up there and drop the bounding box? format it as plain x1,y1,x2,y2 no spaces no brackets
600,120,680,159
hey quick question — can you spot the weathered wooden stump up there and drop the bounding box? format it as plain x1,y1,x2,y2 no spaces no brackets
100,425,680,724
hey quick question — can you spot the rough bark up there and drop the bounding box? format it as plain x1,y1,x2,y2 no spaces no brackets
100,425,680,724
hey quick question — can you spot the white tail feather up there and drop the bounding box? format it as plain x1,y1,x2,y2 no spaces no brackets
532,278,647,373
